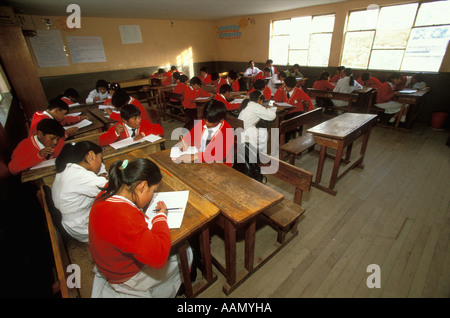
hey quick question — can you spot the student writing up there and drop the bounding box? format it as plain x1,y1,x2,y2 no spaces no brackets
105,88,152,122
249,79,272,102
214,84,241,111
182,76,212,131
273,76,314,115
332,68,363,107
375,72,408,123
356,72,382,88
60,88,80,106
86,79,111,104
244,60,261,76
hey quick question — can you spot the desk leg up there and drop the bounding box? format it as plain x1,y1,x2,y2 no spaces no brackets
199,226,213,282
357,130,372,168
329,143,344,191
223,217,237,287
178,242,193,297
244,219,256,271
315,145,327,183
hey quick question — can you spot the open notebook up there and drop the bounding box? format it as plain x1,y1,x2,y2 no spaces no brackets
109,134,162,150
145,190,189,229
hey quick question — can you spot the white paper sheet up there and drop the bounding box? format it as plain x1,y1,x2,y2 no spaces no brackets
145,191,189,229
68,103,81,108
170,146,198,158
64,119,92,130
30,158,56,170
274,102,292,107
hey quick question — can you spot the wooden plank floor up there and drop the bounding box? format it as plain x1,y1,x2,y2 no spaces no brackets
161,116,450,298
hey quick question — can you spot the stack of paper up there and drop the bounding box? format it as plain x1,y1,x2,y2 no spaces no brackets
145,190,189,229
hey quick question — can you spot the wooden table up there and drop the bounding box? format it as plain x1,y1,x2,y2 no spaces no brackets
87,106,116,129
307,113,377,195
103,149,220,298
117,77,151,89
65,112,105,139
396,89,430,131
147,149,284,294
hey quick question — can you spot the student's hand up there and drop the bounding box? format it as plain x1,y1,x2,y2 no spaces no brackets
155,201,168,215
105,108,113,115
93,96,101,102
394,91,401,97
66,127,78,136
39,147,54,159
133,134,144,142
115,124,125,135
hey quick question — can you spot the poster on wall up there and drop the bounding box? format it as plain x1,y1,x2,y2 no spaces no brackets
29,30,69,67
119,25,143,44
66,36,107,63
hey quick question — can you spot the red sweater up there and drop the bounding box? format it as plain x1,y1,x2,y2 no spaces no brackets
216,78,240,94
8,135,64,175
214,94,241,111
199,74,212,85
273,87,314,113
60,96,75,106
109,97,151,122
89,195,171,283
98,118,164,147
249,86,272,101
356,76,382,88
376,82,397,104
181,119,235,166
29,111,82,137
182,86,210,109
313,80,335,91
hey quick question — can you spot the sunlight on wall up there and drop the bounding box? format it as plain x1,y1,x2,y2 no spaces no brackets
176,47,194,78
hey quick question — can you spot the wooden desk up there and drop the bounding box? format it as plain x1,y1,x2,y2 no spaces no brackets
65,112,105,139
87,106,116,129
117,77,151,89
148,84,177,115
147,150,284,294
397,89,430,131
307,113,377,195
103,149,220,298
276,78,308,91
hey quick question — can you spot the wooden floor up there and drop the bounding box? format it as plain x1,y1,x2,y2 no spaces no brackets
161,116,450,298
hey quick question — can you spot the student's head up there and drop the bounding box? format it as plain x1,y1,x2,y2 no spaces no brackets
266,59,273,66
120,104,141,129
361,72,371,82
189,76,202,89
219,84,233,99
35,118,65,149
211,72,220,83
64,88,79,103
47,97,70,122
412,73,425,83
95,79,109,94
202,99,227,128
248,60,255,67
111,89,130,108
179,75,189,83
344,68,355,86
253,79,266,91
170,65,177,71
263,67,272,77
278,71,287,81
107,82,121,96
336,66,346,77
292,64,301,72
173,72,181,81
319,71,331,81
199,66,209,76
55,141,103,174
249,90,264,104
284,76,298,90
388,72,402,84
99,158,163,208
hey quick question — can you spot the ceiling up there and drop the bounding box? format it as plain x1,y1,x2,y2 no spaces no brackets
5,0,347,21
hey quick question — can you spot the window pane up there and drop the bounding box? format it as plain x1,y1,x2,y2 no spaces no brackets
377,3,418,30
373,29,411,49
341,31,375,68
273,19,291,35
347,9,379,31
369,49,404,70
312,14,335,33
402,25,450,71
288,50,308,66
308,33,332,66
271,36,289,65
415,1,450,26
290,17,311,49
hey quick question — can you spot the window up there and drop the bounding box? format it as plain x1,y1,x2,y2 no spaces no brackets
270,14,335,67
341,0,450,72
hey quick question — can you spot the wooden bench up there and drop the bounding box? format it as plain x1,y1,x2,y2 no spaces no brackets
162,91,187,122
279,108,323,165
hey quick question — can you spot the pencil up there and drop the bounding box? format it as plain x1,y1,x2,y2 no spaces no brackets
179,136,188,151
153,208,183,212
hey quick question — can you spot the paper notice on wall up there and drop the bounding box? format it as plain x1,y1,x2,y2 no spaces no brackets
29,30,69,67
118,25,143,44
66,36,106,63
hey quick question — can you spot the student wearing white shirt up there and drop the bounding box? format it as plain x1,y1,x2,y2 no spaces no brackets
244,60,261,76
86,79,111,104
267,71,287,94
332,68,363,107
52,141,107,243
238,91,276,153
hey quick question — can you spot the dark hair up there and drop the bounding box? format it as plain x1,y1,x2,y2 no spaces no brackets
179,74,189,83
211,72,220,81
227,70,238,80
48,97,69,112
96,79,109,92
157,68,165,74
337,66,345,71
248,60,254,66
239,99,250,112
413,73,425,82
263,67,271,73
319,71,331,81
97,158,162,202
292,64,300,70
190,76,202,86
249,90,264,102
284,76,298,88
55,141,102,173
120,104,141,121
171,65,177,71
36,118,65,137
203,99,227,123
219,83,233,95
108,82,121,91
253,79,266,90
361,72,371,81
388,72,402,82
64,88,79,99
278,71,287,80
344,68,355,86
173,72,181,80
266,59,273,64
199,66,209,73
111,89,130,108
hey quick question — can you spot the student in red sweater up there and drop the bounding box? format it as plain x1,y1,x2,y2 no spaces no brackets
313,71,336,91
210,72,220,89
273,76,314,115
216,70,240,93
265,59,278,76
105,89,152,123
9,118,65,175
198,66,212,85
60,88,80,106
162,68,181,86
375,72,407,123
183,76,212,131
330,66,345,83
356,72,382,88
214,84,241,111
89,158,192,297
29,97,87,138
255,67,272,81
177,99,235,166
249,79,272,101
99,104,164,146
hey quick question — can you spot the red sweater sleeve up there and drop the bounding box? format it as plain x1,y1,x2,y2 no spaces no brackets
376,83,396,104
139,119,164,137
99,125,120,147
273,88,285,102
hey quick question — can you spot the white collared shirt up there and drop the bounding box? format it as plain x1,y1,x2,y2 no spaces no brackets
200,123,221,152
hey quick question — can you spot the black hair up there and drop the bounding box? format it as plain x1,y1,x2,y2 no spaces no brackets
108,82,121,91
64,88,79,99
111,89,130,108
413,73,425,82
249,90,264,102
388,72,402,82
48,97,69,112
219,83,233,95
239,99,250,112
171,65,177,71
248,60,254,66
190,76,202,86
361,72,371,81
120,104,141,121
319,71,331,81
344,68,355,86
253,79,266,90
278,71,287,80
179,75,189,83
202,99,227,123
36,118,65,137
173,72,181,80
211,72,220,81
199,66,209,73
157,68,165,74
55,141,102,173
97,158,162,203
337,66,345,71
284,76,298,88
266,59,273,64
263,67,271,73
292,64,301,70
227,70,238,80
96,79,109,92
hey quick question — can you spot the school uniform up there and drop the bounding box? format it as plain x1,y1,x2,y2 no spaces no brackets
171,82,187,104
273,87,314,114
216,77,239,94
182,86,210,109
313,80,336,91
267,73,283,93
249,86,272,101
108,97,152,122
98,119,164,147
330,74,341,83
244,67,261,76
332,76,363,107
8,134,64,175
29,111,83,138
60,96,75,106
255,71,269,80
89,195,191,298
375,82,403,114
286,70,304,78
397,76,426,90
268,66,278,76
52,163,107,243
182,119,235,166
86,89,110,104
199,74,212,85
356,76,382,88
214,94,241,111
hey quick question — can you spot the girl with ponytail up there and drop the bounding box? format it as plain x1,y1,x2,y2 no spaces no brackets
89,158,192,298
52,141,107,243
332,67,363,107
